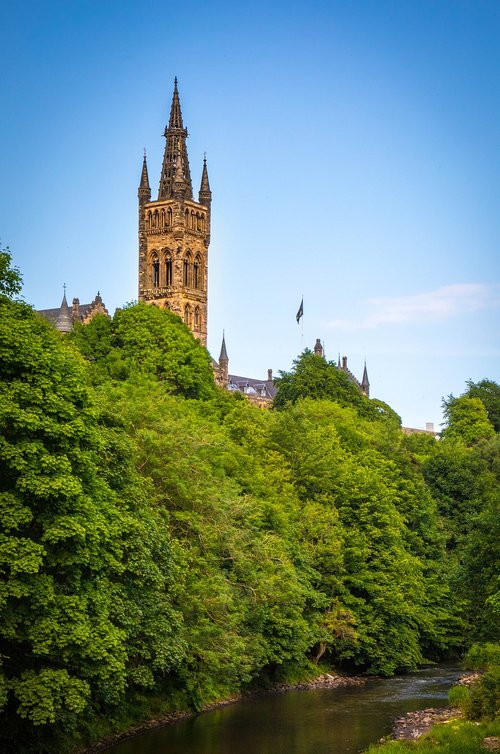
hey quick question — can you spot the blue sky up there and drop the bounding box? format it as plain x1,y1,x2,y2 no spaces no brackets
1,0,499,428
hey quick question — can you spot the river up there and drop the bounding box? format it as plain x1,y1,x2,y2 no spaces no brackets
105,665,461,754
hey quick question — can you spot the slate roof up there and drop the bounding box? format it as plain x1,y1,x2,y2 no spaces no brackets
38,302,96,325
228,373,277,400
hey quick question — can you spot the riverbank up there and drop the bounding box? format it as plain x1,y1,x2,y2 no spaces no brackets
77,672,366,754
366,719,500,753
391,706,462,740
365,665,500,754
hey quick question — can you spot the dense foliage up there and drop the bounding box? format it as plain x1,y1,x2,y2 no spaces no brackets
0,254,498,751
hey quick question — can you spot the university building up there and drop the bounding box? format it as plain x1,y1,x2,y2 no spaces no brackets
39,80,369,403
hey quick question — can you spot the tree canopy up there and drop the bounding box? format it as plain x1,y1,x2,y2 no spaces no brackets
1,257,498,752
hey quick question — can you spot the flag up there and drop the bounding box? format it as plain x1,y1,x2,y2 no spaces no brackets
296,298,303,324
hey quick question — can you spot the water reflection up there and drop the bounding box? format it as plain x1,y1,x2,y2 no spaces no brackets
107,666,461,754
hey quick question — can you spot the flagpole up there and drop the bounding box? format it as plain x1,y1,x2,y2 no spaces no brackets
296,296,304,353
300,293,304,352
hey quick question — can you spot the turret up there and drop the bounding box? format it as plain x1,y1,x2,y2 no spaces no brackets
218,332,229,387
56,287,73,333
314,338,324,357
138,152,151,204
199,156,212,208
361,361,370,397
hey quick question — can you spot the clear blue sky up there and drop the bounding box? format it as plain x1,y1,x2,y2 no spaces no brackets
1,0,499,428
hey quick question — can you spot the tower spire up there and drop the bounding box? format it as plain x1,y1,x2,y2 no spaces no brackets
361,360,370,397
199,155,212,207
219,331,228,362
168,77,184,130
158,79,193,200
138,151,151,201
218,331,229,387
56,285,73,333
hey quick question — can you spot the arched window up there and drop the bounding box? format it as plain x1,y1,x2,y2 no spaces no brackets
151,252,160,288
167,207,172,226
164,250,173,286
194,306,200,328
196,213,201,231
161,208,165,228
153,210,159,228
147,210,152,229
184,303,191,326
191,211,195,229
183,251,192,287
185,208,189,226
193,254,201,289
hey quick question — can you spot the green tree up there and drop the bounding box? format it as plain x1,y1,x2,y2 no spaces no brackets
0,297,183,750
442,395,495,445
271,399,455,674
98,380,317,706
0,245,22,299
69,302,217,400
273,350,375,417
464,379,500,432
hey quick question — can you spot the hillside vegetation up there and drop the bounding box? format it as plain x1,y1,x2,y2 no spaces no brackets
0,250,498,753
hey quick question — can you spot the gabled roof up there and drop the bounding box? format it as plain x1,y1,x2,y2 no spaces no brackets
228,373,277,399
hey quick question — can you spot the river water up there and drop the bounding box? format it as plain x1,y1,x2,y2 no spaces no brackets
106,665,461,754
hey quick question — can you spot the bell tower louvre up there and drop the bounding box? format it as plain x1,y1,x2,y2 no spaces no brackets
138,78,211,346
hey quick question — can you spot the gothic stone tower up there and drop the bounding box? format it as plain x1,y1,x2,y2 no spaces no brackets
138,79,211,345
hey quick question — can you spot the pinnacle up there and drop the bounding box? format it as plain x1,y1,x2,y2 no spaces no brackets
139,152,150,189
168,77,185,131
158,79,193,200
219,332,228,362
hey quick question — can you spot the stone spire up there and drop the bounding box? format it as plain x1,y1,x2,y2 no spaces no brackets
219,331,228,362
56,286,73,333
217,332,229,387
361,361,370,397
199,156,212,207
158,79,193,200
168,76,183,129
138,151,151,202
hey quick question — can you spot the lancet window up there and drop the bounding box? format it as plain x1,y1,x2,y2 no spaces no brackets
193,254,202,289
164,250,173,286
151,252,160,288
183,251,192,287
